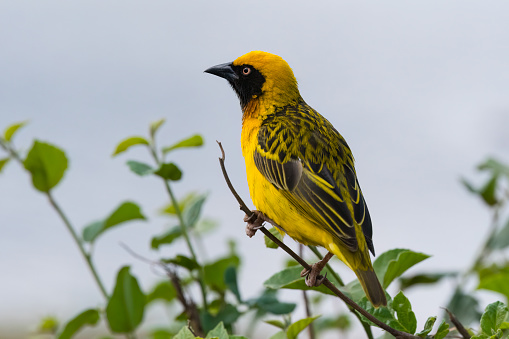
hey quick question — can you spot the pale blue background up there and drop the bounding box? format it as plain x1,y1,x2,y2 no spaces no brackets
1,1,508,338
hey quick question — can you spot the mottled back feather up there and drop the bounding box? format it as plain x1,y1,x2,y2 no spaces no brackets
254,98,375,255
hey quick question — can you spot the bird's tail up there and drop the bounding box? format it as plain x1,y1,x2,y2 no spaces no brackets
355,268,387,308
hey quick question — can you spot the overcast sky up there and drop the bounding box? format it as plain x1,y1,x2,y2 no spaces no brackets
1,1,508,338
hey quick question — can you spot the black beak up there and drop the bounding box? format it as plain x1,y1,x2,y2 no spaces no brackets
204,62,238,82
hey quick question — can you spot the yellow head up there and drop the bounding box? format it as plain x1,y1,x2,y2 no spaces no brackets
205,51,300,111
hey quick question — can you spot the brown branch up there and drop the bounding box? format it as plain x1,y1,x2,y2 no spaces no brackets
445,308,471,339
120,243,204,337
216,141,419,339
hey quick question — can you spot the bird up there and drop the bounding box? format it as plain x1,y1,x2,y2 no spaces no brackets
205,51,387,307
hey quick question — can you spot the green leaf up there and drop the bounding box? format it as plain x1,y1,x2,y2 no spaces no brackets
224,266,242,302
4,120,28,141
264,227,284,249
112,136,149,156
126,160,154,176
341,278,369,303
478,158,509,179
269,331,286,339
146,281,177,305
150,328,173,339
488,219,509,250
154,162,182,181
358,296,407,332
162,134,203,154
400,272,455,290
162,255,200,271
150,118,165,139
433,320,449,339
416,316,436,338
57,309,100,339
23,141,68,192
478,265,509,300
264,320,286,329
83,201,146,243
173,326,196,339
206,322,228,339
151,226,182,249
246,289,296,315
106,201,145,228
479,175,498,206
161,192,198,215
183,194,207,228
286,315,321,339
471,334,490,339
480,301,509,335
0,157,10,173
314,314,351,332
201,305,241,333
461,178,478,194
203,255,240,291
446,288,481,326
106,266,146,333
393,291,417,334
38,316,59,333
264,266,336,296
229,336,249,339
373,249,430,288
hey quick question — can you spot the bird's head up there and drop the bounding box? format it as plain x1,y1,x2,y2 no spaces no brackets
205,51,300,112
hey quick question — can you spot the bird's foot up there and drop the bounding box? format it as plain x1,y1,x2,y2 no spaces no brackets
244,210,266,238
300,251,334,287
301,264,327,287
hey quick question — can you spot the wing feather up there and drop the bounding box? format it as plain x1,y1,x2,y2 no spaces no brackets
253,99,375,254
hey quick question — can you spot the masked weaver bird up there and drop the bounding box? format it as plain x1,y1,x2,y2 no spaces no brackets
205,51,387,307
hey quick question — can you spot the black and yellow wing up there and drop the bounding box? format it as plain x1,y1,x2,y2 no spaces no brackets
254,100,374,254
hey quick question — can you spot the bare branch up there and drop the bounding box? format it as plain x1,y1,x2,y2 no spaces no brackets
445,308,471,339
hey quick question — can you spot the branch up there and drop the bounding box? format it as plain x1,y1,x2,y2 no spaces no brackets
216,141,419,339
148,142,208,311
120,243,204,337
445,309,471,339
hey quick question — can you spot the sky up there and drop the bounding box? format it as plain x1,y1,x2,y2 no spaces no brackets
1,1,509,338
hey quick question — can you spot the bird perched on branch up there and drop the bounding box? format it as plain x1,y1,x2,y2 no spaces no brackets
205,51,387,307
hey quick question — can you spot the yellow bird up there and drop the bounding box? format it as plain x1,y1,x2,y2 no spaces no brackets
205,51,387,307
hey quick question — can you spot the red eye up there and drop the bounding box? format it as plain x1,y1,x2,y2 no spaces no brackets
242,67,251,75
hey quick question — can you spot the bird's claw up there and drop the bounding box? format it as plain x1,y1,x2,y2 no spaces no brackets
244,210,265,238
301,264,327,287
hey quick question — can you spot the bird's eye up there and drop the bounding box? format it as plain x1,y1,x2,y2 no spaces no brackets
242,67,251,75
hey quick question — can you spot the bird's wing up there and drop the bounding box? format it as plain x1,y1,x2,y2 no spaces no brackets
254,109,374,254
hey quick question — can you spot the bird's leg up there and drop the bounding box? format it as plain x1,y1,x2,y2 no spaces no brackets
301,251,334,287
244,210,274,238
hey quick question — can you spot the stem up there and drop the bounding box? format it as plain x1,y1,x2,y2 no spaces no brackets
47,192,109,300
1,139,110,299
149,144,208,310
300,245,316,339
0,138,23,162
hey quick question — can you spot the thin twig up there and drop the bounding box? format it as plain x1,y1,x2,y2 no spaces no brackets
119,242,204,337
149,142,208,311
445,308,471,339
216,141,419,339
300,245,316,339
47,192,110,300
